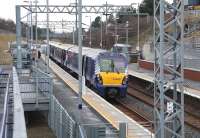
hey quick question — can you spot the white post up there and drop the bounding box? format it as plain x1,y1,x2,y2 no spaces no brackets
73,27,75,44
89,16,92,47
115,19,117,44
137,3,140,51
46,0,49,73
126,21,129,45
86,16,92,47
100,14,103,48
78,0,83,109
30,1,33,50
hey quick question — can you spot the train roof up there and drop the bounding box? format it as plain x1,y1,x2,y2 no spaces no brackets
49,41,106,59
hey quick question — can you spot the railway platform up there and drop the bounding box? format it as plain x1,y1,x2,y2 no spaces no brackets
43,55,154,138
128,63,200,99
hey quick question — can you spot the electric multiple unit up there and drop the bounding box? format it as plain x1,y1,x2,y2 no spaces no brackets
49,41,128,98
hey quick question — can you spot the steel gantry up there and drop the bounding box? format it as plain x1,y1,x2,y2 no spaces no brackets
24,21,76,26
154,0,184,138
19,4,133,14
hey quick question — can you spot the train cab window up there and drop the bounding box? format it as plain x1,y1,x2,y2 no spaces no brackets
100,59,114,72
99,58,126,73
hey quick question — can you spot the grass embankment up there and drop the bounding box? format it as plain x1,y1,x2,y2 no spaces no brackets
0,34,15,65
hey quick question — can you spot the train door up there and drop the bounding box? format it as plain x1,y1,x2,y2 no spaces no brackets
61,49,65,65
82,55,87,77
82,55,87,94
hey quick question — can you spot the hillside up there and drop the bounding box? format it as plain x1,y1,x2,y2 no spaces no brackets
0,33,15,65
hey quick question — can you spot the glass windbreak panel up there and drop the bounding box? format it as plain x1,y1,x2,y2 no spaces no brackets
99,58,126,73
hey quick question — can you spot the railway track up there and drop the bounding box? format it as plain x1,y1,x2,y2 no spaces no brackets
128,78,200,132
111,98,153,132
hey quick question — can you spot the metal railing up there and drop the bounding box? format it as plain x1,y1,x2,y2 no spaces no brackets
79,122,127,138
0,73,10,138
32,66,53,97
48,95,76,138
17,66,52,110
48,95,128,138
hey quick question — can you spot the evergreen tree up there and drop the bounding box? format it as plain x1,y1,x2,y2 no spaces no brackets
139,0,154,16
91,16,101,28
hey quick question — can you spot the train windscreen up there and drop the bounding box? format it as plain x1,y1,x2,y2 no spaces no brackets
99,58,127,73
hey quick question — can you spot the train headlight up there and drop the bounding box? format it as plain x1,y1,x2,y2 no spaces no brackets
97,74,103,85
122,76,128,85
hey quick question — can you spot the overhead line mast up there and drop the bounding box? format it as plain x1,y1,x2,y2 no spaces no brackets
154,0,185,137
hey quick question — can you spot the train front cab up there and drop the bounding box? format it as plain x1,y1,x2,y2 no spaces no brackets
95,74,127,98
95,53,128,98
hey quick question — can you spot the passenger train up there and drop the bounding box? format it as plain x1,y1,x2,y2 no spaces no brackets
49,41,128,98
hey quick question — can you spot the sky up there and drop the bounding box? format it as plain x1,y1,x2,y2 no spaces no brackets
0,0,142,21
0,0,175,32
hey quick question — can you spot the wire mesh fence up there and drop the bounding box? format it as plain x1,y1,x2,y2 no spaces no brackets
48,95,76,138
48,95,132,138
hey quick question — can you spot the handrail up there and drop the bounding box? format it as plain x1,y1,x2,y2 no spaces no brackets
32,66,51,78
0,74,10,138
78,125,87,138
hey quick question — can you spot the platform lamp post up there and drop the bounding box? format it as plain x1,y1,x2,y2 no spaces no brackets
33,0,38,46
86,16,92,47
137,3,140,53
114,17,119,44
100,14,103,48
73,26,75,44
75,0,78,45
33,0,38,67
126,21,129,45
69,2,78,44
25,1,29,47
78,0,83,109
46,0,50,73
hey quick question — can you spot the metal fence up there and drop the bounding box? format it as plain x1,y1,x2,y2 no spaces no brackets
48,95,128,138
32,66,53,98
48,95,76,138
9,42,31,68
80,123,119,138
16,67,52,110
0,73,11,138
